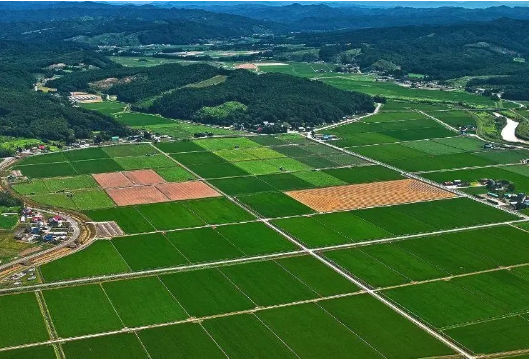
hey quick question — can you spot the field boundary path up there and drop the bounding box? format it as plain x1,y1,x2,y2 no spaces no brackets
4,111,527,357
149,140,475,358
307,133,528,220
418,110,460,133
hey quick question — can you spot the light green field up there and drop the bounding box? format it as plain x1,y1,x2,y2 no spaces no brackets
320,76,496,107
80,101,126,115
12,180,49,195
43,175,98,192
195,137,260,151
155,166,195,182
114,154,176,170
70,189,115,210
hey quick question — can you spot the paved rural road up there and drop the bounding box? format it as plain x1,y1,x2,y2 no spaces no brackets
0,157,17,173
418,110,459,133
317,102,382,131
309,109,528,220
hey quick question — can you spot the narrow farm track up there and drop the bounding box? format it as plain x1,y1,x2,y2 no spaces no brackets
5,109,529,357
0,250,305,295
307,133,528,220
413,161,524,174
304,108,529,357
374,261,529,296
145,141,476,356
261,219,475,359
0,215,524,296
149,143,476,357
0,291,365,354
418,110,460,133
313,218,527,253
345,134,461,148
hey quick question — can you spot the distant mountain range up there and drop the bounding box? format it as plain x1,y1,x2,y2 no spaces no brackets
104,1,529,10
2,1,529,34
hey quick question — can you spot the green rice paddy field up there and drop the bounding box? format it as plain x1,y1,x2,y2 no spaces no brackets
351,137,529,172
4,111,529,357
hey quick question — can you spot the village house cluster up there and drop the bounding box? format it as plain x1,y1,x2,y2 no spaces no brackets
15,208,72,244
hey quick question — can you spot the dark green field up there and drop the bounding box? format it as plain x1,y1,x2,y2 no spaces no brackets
84,207,155,234
101,276,188,327
62,333,147,358
139,323,225,358
160,268,255,317
14,162,77,178
43,284,124,337
136,201,205,230
237,192,315,218
5,120,529,357
112,233,189,271
0,293,49,348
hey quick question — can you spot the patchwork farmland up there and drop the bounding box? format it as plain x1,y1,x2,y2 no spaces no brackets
4,102,529,358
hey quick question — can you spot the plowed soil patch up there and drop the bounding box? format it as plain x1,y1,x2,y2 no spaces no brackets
92,172,133,189
123,169,165,185
106,186,169,206
285,179,456,212
235,63,257,70
155,181,221,201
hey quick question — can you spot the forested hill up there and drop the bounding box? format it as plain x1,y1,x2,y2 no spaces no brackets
51,65,374,130
0,41,129,143
290,18,529,79
0,3,282,45
47,63,227,103
147,70,375,130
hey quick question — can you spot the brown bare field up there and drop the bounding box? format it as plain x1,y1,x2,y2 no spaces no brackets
155,181,221,201
285,179,456,213
92,172,133,189
106,186,169,206
235,63,257,70
123,169,165,185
